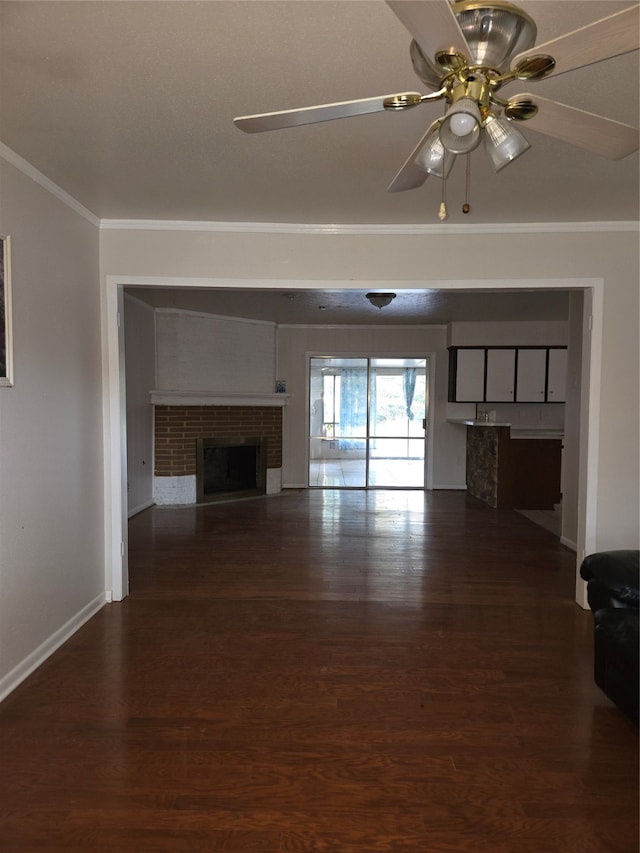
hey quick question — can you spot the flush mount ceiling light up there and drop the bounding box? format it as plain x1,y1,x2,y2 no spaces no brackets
234,0,639,218
366,292,396,309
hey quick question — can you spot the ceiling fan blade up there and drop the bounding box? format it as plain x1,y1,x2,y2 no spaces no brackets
234,92,422,133
512,5,640,77
386,0,470,61
518,94,639,160
387,121,441,193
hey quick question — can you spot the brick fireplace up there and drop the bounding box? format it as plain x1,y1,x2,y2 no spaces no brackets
153,403,284,504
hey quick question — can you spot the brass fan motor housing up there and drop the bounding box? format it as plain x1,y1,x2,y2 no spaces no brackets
410,0,537,88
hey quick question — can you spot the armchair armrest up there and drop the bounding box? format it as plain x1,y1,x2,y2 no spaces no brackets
580,550,640,611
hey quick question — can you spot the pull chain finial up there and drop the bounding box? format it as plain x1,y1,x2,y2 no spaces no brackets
463,153,471,214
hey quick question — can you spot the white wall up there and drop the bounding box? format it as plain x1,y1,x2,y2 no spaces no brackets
124,294,155,516
276,325,455,487
155,308,276,393
0,159,105,699
100,225,640,556
448,320,568,347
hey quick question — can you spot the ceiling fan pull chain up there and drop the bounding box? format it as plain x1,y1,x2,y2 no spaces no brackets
438,174,448,221
463,154,471,215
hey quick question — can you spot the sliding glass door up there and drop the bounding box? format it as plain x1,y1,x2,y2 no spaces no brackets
308,357,427,488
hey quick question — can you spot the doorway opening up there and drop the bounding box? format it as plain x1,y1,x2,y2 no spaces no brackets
308,357,428,488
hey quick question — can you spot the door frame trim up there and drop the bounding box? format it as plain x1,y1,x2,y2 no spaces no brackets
103,275,602,607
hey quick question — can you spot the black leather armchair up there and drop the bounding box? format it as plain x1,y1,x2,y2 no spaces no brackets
580,550,639,724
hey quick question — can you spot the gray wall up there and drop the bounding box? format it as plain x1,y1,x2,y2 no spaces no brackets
0,159,104,698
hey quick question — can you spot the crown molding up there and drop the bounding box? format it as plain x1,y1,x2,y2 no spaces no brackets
99,218,639,235
0,142,100,228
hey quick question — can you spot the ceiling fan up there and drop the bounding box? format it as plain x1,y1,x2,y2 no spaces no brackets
234,0,640,217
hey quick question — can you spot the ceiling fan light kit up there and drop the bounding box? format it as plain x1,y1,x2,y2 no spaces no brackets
414,121,456,178
234,0,640,218
483,114,531,171
440,96,483,154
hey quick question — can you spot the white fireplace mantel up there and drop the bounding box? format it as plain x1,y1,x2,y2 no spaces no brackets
150,390,290,407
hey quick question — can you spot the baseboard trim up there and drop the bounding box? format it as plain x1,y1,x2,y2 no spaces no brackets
0,593,108,704
128,499,155,518
432,484,468,490
560,536,578,552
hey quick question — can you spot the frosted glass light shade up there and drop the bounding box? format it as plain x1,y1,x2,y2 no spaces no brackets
415,125,456,178
440,99,482,154
483,114,531,171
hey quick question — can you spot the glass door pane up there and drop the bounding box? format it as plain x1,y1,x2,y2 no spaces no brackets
309,357,368,487
309,356,427,489
368,359,426,488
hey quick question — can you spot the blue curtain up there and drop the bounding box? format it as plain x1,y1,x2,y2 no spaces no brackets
339,368,367,449
403,368,417,420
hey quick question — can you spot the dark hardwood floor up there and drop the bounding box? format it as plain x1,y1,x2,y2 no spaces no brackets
1,489,637,852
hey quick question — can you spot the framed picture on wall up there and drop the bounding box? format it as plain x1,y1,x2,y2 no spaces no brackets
0,234,13,386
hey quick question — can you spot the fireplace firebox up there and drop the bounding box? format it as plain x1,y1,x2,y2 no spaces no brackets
196,437,267,503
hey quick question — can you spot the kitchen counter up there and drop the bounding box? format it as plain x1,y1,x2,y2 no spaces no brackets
447,419,563,439
447,418,512,427
455,421,563,510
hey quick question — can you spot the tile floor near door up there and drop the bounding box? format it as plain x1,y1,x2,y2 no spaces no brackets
309,457,424,487
0,489,637,852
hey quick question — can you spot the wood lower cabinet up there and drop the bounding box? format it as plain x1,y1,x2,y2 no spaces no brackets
507,438,562,510
466,425,562,510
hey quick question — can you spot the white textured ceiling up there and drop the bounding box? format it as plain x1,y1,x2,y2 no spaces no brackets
1,0,638,226
125,285,572,325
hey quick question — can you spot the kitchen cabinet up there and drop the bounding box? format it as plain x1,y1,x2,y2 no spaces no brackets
486,348,515,401
547,347,567,402
466,424,562,509
448,346,567,403
454,348,485,402
516,348,547,402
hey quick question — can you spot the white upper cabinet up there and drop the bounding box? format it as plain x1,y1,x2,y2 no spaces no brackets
449,346,568,403
455,348,485,402
486,349,515,401
547,348,568,402
516,349,547,402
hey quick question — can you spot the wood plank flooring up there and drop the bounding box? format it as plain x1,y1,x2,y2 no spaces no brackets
1,489,637,852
